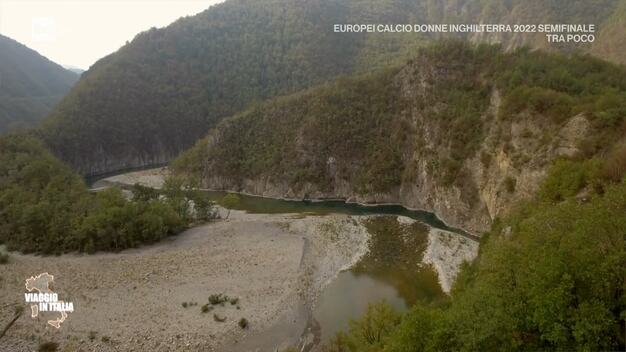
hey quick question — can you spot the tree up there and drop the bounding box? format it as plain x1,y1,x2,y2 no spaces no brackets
0,134,189,254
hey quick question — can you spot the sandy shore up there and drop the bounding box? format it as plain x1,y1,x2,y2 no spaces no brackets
91,167,170,190
0,211,369,352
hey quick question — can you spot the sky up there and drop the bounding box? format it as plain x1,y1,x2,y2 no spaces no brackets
0,0,224,69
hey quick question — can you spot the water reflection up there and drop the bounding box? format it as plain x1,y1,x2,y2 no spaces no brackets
314,216,446,344
314,271,407,342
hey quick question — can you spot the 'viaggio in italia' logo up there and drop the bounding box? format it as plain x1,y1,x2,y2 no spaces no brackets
24,273,74,328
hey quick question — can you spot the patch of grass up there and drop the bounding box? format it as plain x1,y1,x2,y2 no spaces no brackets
229,297,239,305
101,336,110,343
238,318,249,329
504,176,517,193
0,251,8,264
480,151,492,168
209,293,229,305
201,304,213,313
182,302,188,308
38,341,58,352
319,222,341,241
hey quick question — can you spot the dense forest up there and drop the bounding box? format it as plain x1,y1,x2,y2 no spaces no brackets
0,134,214,254
0,34,78,134
39,0,626,176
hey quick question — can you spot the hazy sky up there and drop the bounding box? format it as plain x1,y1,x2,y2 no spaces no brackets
0,0,224,69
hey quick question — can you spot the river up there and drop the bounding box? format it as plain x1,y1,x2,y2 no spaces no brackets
91,171,479,350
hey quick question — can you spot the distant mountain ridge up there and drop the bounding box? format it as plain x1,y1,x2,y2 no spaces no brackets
0,34,78,133
39,0,626,176
63,66,86,75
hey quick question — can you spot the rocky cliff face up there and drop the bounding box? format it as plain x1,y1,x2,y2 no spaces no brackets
183,46,595,235
198,107,588,235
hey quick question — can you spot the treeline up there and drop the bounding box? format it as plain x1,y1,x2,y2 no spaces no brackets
323,157,626,351
0,134,214,254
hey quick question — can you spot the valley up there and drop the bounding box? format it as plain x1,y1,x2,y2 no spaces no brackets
0,1,624,350
0,169,477,352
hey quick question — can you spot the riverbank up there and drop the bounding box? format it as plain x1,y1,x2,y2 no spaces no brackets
91,167,479,242
0,211,370,352
90,166,169,189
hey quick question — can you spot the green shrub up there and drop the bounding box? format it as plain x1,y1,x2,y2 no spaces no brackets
131,184,159,201
238,318,249,329
480,151,491,167
0,135,191,254
324,301,400,351
602,142,626,182
502,86,573,123
504,176,516,193
0,251,8,264
37,342,58,352
219,194,240,219
201,304,212,313
209,293,229,305
540,159,602,202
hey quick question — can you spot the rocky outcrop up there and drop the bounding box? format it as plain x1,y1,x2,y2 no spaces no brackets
422,227,479,293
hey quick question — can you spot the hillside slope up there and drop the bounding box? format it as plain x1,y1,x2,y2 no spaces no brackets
592,0,626,65
40,0,625,176
173,42,626,234
0,34,78,133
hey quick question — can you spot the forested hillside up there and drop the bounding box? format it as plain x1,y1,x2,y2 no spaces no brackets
0,134,213,254
0,34,78,134
40,0,626,176
592,0,626,65
173,41,626,233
